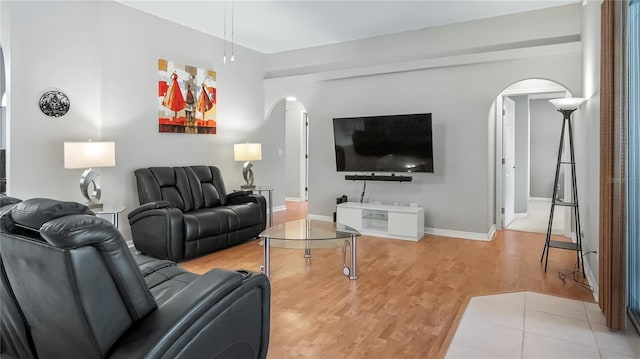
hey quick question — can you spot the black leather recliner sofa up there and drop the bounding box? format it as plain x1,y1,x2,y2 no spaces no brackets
0,197,270,359
129,165,266,262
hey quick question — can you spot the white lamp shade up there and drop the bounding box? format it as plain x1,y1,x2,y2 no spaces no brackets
549,97,586,111
64,141,116,169
234,143,262,161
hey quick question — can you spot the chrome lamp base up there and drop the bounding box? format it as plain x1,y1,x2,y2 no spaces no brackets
80,168,103,210
86,200,103,210
242,161,256,189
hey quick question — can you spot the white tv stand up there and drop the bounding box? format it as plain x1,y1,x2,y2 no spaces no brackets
336,202,424,241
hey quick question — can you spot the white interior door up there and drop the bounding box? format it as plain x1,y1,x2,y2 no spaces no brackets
303,112,309,201
503,97,516,227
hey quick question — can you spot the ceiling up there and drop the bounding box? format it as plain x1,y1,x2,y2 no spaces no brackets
118,0,579,54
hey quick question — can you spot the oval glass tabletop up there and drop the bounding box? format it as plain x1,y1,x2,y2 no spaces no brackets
92,204,126,214
258,219,360,249
258,219,361,279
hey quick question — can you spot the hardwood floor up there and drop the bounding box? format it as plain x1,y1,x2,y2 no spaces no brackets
180,201,595,358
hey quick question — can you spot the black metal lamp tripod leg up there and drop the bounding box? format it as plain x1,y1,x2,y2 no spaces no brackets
541,116,568,271
566,117,586,278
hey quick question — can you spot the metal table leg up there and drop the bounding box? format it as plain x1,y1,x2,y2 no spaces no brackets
304,219,311,258
268,191,273,227
349,235,358,280
304,240,311,258
255,189,273,227
261,236,270,278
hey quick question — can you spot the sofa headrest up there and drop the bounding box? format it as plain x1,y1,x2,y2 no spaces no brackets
11,198,94,231
40,214,117,249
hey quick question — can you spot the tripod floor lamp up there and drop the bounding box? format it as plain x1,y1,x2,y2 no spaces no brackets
540,97,586,276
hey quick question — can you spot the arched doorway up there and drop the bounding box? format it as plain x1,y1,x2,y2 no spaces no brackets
491,78,572,235
283,97,308,203
265,96,309,216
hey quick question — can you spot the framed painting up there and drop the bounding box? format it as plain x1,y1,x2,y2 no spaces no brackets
158,58,217,134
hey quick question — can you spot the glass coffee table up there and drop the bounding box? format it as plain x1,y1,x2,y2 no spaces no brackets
258,219,360,280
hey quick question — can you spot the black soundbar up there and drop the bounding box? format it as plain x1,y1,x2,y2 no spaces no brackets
344,174,412,182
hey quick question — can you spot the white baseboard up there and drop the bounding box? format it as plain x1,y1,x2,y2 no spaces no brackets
307,214,332,222
424,224,496,241
529,197,552,202
285,197,305,202
514,213,528,218
272,205,287,213
488,224,497,240
583,257,599,302
569,232,599,302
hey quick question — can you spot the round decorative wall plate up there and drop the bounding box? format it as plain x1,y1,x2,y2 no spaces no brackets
39,90,70,117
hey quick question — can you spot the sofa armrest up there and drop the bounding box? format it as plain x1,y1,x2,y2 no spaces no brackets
128,206,185,261
0,196,21,208
226,190,252,201
127,201,170,220
110,269,270,359
227,193,260,205
228,194,267,230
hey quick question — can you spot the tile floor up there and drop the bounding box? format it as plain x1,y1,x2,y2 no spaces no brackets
507,199,565,235
445,291,640,359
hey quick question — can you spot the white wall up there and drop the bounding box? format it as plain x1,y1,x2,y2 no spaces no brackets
265,5,582,236
0,3,8,155
4,1,268,240
1,44,6,149
576,0,603,283
285,100,305,199
1,4,9,195
263,99,286,208
4,1,102,200
530,99,563,198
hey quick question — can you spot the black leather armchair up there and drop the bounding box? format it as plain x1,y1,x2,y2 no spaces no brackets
0,198,270,359
129,166,267,261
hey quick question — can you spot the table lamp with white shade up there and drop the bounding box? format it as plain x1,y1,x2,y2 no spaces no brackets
64,141,115,209
234,142,262,189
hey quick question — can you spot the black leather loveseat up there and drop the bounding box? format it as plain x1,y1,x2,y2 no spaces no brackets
0,197,270,359
129,166,266,262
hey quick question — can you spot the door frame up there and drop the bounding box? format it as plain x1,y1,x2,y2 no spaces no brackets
284,99,309,202
303,111,308,201
494,84,570,230
502,96,516,227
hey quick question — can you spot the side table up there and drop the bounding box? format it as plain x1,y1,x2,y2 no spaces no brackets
93,204,126,228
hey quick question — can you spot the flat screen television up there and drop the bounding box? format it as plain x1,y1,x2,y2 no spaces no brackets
333,113,433,173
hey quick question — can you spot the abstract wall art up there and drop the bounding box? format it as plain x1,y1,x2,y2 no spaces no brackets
158,58,217,134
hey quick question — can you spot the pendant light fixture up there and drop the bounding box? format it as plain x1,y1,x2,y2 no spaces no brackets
231,0,235,62
222,0,235,65
223,1,227,65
